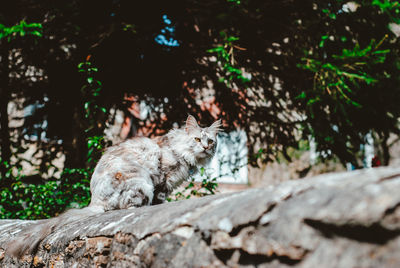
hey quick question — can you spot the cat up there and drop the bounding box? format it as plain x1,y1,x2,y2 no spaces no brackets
90,114,221,209
6,115,221,257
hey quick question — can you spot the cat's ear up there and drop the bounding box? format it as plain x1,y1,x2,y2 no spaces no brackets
185,115,200,133
208,119,222,135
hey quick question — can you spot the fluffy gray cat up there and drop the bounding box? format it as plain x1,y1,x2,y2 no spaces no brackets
90,114,221,209
6,115,221,257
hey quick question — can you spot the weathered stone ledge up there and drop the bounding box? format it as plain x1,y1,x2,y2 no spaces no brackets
1,166,400,267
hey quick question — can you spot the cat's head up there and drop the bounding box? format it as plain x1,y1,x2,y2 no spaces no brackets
185,115,222,159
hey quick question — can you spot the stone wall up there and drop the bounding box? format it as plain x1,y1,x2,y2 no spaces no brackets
1,166,400,267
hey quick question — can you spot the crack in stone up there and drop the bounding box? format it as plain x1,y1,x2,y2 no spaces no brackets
238,248,304,266
213,248,306,266
228,186,314,237
304,218,400,244
383,201,400,217
378,173,400,182
228,203,276,237
213,248,235,264
205,187,316,266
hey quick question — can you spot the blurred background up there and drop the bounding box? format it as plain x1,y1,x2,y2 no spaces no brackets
1,0,400,219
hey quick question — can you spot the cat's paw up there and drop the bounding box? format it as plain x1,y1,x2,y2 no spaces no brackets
157,192,166,200
120,188,153,209
151,192,167,205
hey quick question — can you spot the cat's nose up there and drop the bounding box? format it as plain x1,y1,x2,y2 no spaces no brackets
203,146,209,150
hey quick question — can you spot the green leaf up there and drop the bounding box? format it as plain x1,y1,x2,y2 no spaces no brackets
31,31,42,37
227,36,239,42
296,92,306,99
207,47,224,53
307,98,319,105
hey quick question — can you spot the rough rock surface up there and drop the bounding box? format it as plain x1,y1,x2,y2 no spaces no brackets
1,166,400,267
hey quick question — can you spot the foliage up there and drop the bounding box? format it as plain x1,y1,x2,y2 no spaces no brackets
1,0,400,218
168,167,219,201
79,58,107,126
0,160,91,219
0,59,106,219
293,0,400,166
78,57,109,167
297,36,393,165
207,32,250,85
0,20,42,41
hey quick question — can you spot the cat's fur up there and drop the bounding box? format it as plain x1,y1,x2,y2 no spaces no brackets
90,114,221,209
6,115,221,257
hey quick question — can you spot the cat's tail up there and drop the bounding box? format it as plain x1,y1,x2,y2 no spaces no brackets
5,205,104,258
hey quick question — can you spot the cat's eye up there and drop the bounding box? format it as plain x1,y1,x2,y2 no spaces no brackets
208,140,213,145
194,137,201,142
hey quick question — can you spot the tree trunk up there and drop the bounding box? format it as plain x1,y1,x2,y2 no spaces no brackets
382,132,390,166
63,106,87,169
1,166,400,267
